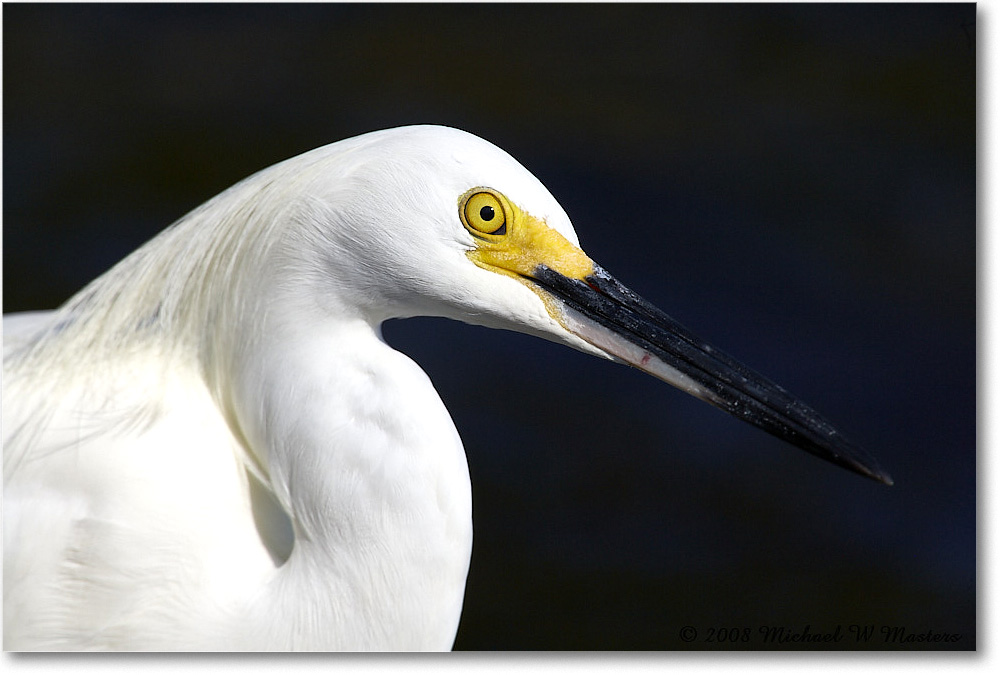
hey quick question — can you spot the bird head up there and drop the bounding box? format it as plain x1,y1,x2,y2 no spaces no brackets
284,125,890,485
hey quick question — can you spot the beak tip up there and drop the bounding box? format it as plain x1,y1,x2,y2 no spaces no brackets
847,455,894,486
872,468,895,487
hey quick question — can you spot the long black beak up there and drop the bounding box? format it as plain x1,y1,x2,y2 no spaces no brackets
530,264,892,485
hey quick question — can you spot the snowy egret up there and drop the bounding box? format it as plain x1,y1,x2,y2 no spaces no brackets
3,125,890,651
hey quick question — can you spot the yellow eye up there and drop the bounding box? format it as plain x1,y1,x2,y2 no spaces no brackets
461,189,508,237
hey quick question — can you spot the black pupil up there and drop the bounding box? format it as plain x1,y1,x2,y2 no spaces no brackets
479,205,495,221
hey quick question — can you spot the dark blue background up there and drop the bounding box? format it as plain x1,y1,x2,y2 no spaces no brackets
3,4,975,649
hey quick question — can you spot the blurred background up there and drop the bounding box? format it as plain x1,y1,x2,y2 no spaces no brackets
2,4,975,650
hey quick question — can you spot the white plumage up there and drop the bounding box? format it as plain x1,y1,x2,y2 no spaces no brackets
3,125,889,651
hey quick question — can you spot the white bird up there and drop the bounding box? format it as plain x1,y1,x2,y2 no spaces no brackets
3,125,890,651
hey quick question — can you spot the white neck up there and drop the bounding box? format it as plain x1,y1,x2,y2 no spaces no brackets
226,312,473,650
10,152,475,650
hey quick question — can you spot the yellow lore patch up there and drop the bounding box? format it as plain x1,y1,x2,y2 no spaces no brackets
458,187,594,282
